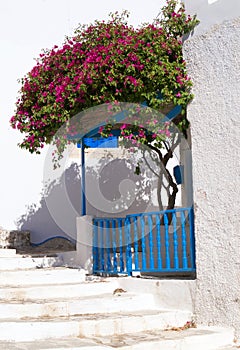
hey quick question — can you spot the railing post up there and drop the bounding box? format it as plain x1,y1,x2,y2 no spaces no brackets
164,213,170,269
106,220,111,271
141,215,146,271
125,217,132,275
133,217,139,271
147,215,154,270
118,218,124,273
156,214,162,269
181,211,188,269
172,211,179,269
112,219,118,273
81,139,86,216
99,220,105,271
189,207,196,270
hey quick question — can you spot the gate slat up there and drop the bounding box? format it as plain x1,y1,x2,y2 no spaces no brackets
164,213,170,269
156,214,162,269
173,212,179,269
118,218,124,273
147,215,154,270
181,211,188,269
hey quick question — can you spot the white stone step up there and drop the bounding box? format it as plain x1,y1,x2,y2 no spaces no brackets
0,267,86,286
0,280,119,301
0,338,107,349
0,293,157,319
0,310,192,341
0,327,234,349
0,256,63,270
0,249,17,257
117,277,195,312
217,347,239,350
116,327,234,350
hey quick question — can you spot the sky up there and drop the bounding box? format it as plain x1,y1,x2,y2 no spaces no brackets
0,0,166,229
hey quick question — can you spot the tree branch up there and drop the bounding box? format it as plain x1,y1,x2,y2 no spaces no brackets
163,134,181,166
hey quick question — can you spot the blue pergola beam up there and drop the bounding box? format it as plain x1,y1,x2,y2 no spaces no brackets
165,105,182,121
81,139,86,216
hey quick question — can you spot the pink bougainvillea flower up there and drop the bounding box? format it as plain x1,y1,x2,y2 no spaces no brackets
120,124,127,130
9,0,198,156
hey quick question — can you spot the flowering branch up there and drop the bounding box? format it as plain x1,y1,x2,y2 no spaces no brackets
10,0,198,155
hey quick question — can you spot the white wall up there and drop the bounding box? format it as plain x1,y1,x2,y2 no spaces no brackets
183,0,240,340
184,0,240,35
0,0,166,235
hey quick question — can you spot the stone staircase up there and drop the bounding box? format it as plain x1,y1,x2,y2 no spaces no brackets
0,248,235,349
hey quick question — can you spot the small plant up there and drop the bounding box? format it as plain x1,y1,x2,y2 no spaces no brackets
165,320,197,331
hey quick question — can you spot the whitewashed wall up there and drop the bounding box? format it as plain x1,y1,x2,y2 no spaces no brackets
184,0,240,35
183,0,240,341
0,0,168,241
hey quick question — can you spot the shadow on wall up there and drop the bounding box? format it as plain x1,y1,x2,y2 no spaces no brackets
17,163,81,243
17,158,154,243
86,156,153,218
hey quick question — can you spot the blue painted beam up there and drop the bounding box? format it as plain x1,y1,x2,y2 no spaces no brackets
77,136,118,149
81,138,86,216
165,104,182,121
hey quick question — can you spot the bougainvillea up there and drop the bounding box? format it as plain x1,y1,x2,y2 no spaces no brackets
10,0,198,210
10,0,198,154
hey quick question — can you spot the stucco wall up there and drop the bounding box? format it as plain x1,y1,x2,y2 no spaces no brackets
184,18,240,338
184,0,240,35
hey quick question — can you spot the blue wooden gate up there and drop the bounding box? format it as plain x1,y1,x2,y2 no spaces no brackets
92,207,195,275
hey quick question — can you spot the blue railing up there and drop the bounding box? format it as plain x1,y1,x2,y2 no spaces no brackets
31,236,76,247
92,207,195,275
